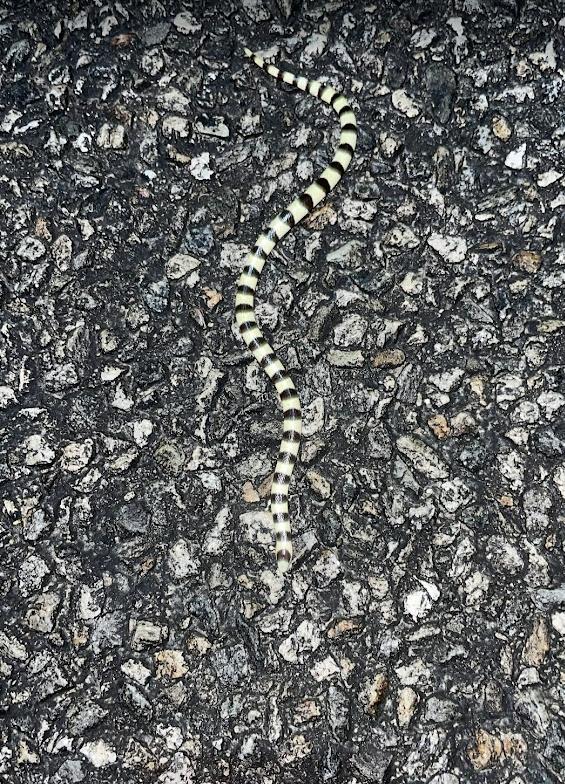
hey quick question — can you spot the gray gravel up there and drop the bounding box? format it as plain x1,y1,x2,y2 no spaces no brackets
1,1,565,782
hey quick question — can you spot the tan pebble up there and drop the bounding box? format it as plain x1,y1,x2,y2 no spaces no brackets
498,494,514,507
306,469,331,499
363,671,388,715
72,625,89,647
327,618,363,639
186,634,212,656
111,33,136,47
492,114,512,141
257,474,273,499
242,481,260,503
305,202,337,230
361,499,380,517
202,287,223,309
501,732,527,760
35,216,52,241
468,728,503,770
428,413,450,439
371,348,406,369
512,250,542,273
154,649,189,679
397,687,418,727
522,617,549,666
469,376,488,405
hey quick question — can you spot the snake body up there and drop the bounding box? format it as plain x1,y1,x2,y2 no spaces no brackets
235,47,357,574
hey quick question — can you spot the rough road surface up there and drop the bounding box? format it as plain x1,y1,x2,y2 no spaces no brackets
1,2,564,783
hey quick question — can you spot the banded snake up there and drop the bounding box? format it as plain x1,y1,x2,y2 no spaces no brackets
235,47,358,573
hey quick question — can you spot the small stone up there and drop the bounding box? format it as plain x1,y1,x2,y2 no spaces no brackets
96,124,126,149
154,442,185,475
396,435,449,479
121,659,151,685
80,740,117,769
23,434,56,466
0,631,27,660
404,589,432,620
512,250,542,273
327,349,364,367
379,132,402,158
392,89,420,118
110,384,133,411
352,738,393,783
492,114,512,140
424,696,458,722
279,620,321,663
143,22,170,45
115,503,149,534
19,555,50,596
310,655,340,682
162,115,191,138
79,585,102,620
51,234,73,269
52,759,85,783
424,63,457,123
485,536,524,574
312,550,342,584
397,686,418,727
363,671,388,715
143,279,169,313
505,142,526,170
450,412,476,435
306,470,331,499
131,620,168,650
553,463,565,498
172,11,201,34
522,618,550,666
333,313,368,347
327,240,364,266
202,288,222,309
399,271,423,294
61,440,93,473
551,612,565,635
372,349,406,369
383,224,419,250
302,397,324,437
468,728,503,770
428,414,450,438
154,649,189,679
0,385,17,408
195,115,229,138
189,151,213,180
26,592,60,632
17,235,46,261
241,481,260,502
430,367,464,392
158,87,191,113
536,170,562,188
168,538,200,579
327,618,363,639
427,233,467,264
440,477,473,512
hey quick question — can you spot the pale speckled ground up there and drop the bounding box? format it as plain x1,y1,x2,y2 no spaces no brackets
1,1,565,782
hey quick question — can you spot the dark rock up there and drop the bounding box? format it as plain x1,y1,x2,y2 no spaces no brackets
424,63,457,124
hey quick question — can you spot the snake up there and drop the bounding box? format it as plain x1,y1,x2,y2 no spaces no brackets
235,46,357,574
